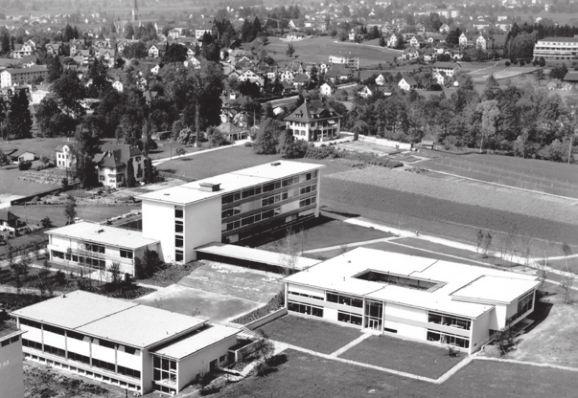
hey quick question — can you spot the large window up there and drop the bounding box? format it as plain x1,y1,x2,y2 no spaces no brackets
120,249,133,259
175,236,183,248
153,356,177,385
287,301,323,317
118,365,140,379
427,330,470,349
428,312,471,330
337,311,362,326
84,243,105,253
175,250,183,262
92,358,116,372
288,290,324,301
174,220,183,233
326,292,363,308
174,207,183,219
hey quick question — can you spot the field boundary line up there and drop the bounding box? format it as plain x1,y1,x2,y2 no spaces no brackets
275,340,438,383
426,168,578,202
474,356,578,372
329,333,372,357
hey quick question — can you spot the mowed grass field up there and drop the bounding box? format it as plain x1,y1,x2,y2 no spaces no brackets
420,151,578,198
8,204,139,226
265,36,400,67
214,350,578,398
157,146,281,180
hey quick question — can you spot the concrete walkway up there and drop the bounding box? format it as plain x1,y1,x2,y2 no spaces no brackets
475,355,578,373
152,140,247,166
330,332,372,357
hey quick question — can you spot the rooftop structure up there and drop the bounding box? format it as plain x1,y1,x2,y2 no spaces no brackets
284,248,539,353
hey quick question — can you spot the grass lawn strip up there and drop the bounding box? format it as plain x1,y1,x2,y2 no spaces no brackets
257,315,362,355
339,334,465,379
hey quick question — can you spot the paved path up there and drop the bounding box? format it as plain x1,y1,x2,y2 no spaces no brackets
329,332,371,357
152,141,247,166
475,355,578,373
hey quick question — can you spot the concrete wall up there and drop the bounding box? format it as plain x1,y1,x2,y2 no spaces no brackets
142,200,174,263
177,335,237,392
470,310,492,353
384,303,427,340
184,198,221,262
0,336,24,398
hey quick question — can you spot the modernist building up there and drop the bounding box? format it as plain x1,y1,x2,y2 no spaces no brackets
0,323,24,398
284,248,540,354
45,222,160,276
12,291,240,395
284,100,341,142
533,36,578,62
139,160,322,263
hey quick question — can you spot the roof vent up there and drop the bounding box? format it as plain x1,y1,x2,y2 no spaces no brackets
271,161,281,166
199,181,221,192
97,229,104,233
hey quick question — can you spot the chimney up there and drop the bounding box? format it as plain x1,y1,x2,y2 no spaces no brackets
199,182,221,192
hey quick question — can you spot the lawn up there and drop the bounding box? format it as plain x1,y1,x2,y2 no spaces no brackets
420,151,578,198
0,168,59,197
265,36,400,67
257,314,361,354
157,145,281,180
259,216,392,253
0,230,47,258
214,350,578,398
339,335,464,379
320,174,578,257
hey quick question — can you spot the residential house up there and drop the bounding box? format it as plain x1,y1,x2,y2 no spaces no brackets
292,73,310,89
439,24,450,34
280,70,295,83
432,62,461,85
319,82,333,97
238,69,264,87
409,36,420,48
55,144,76,170
0,65,48,88
387,33,399,48
284,99,342,142
357,85,373,98
95,144,148,189
325,64,352,84
563,71,578,86
459,33,468,48
375,74,386,86
476,34,487,51
398,75,418,91
0,210,28,237
195,29,211,40
147,45,160,58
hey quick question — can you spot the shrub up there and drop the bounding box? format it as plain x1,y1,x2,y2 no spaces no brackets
175,147,186,156
18,160,32,171
305,145,340,159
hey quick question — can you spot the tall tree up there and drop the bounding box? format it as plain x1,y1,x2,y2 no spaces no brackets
6,89,32,139
74,119,101,188
47,55,63,82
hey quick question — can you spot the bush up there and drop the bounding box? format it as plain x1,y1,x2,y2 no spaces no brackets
304,145,340,159
175,147,186,156
18,160,32,171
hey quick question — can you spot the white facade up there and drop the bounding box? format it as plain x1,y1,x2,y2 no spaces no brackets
139,161,323,264
0,328,24,398
533,37,578,62
46,222,160,277
55,144,76,170
284,248,539,354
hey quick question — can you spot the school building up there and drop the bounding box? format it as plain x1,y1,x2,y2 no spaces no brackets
11,291,241,395
284,248,540,354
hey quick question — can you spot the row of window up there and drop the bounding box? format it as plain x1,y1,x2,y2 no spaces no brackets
326,292,363,308
120,249,133,259
427,330,470,349
25,354,140,391
0,335,20,347
288,290,324,301
287,301,324,317
299,196,317,208
20,321,139,354
85,243,105,253
262,192,289,207
222,207,242,218
337,311,363,326
428,312,471,330
51,251,106,270
507,291,534,325
225,207,281,232
300,184,317,195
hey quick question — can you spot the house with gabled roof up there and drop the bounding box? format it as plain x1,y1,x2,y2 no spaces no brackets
95,143,148,189
284,99,342,142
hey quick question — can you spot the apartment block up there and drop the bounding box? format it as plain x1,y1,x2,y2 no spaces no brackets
139,160,323,264
284,248,539,354
11,291,240,395
0,323,24,398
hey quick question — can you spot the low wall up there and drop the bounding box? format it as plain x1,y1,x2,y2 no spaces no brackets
244,308,288,330
358,135,412,150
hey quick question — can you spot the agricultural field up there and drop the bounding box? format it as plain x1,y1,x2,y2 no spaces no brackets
0,169,60,198
264,36,400,67
419,151,578,198
8,203,139,226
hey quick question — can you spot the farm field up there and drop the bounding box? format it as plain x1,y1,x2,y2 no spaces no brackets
157,145,281,180
329,166,578,225
0,169,59,197
214,349,578,398
265,36,400,67
320,174,578,257
419,151,578,198
339,334,465,379
257,315,362,355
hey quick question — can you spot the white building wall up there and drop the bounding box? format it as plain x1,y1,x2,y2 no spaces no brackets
183,198,221,262
117,348,142,370
0,336,24,398
323,307,338,322
67,337,91,357
142,200,174,263
470,310,492,353
43,330,66,349
91,343,116,362
19,324,41,342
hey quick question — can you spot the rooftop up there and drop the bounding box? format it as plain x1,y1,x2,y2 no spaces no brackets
0,322,21,341
45,221,159,249
154,324,239,360
284,100,342,123
138,160,323,206
285,248,539,318
538,36,578,43
12,291,210,348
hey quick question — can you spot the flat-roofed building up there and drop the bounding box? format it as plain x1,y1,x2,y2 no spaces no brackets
45,221,160,276
11,291,240,395
533,36,578,62
138,160,322,263
0,323,25,398
284,248,540,354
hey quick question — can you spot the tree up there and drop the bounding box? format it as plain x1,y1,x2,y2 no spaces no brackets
74,122,101,188
163,43,188,63
35,97,61,137
286,43,295,58
47,55,63,82
206,127,227,147
6,89,32,139
126,160,136,187
142,157,155,184
550,64,568,80
64,195,77,224
109,263,120,286
52,71,85,117
253,119,278,154
477,100,499,152
135,249,161,278
40,217,52,228
446,28,462,46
